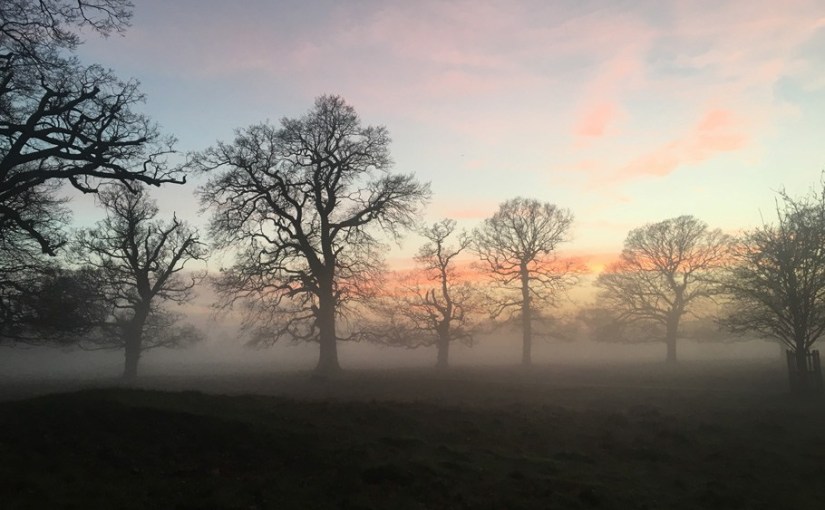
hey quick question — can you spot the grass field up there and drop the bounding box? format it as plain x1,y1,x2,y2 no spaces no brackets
1,360,824,509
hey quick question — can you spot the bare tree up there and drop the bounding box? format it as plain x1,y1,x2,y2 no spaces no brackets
74,184,206,380
1,0,183,256
0,1,184,338
721,185,825,390
473,197,576,366
370,219,477,369
1,1,133,61
194,95,429,376
595,215,731,364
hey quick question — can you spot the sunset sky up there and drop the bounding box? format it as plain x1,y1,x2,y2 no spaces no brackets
74,0,825,272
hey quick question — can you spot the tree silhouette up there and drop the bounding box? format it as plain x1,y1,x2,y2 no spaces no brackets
1,0,184,255
194,95,429,376
0,265,107,344
721,185,825,391
0,0,184,338
0,181,67,341
595,215,730,364
75,185,206,380
370,219,477,369
473,198,576,366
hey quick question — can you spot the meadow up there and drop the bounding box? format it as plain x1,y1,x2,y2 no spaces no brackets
1,360,824,509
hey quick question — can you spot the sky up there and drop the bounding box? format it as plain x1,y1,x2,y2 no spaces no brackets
73,0,825,273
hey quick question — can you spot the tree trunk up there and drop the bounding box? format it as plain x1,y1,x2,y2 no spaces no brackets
123,333,141,381
520,265,532,367
791,339,811,393
122,310,148,381
436,327,450,370
665,315,678,364
796,346,808,377
315,287,340,376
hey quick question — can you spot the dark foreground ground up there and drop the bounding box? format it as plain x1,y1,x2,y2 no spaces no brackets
1,360,824,509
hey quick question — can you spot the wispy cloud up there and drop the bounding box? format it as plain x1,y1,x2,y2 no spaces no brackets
616,108,747,180
572,44,649,142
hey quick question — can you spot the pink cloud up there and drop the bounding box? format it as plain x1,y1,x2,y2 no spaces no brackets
617,108,747,179
571,45,649,142
576,102,618,138
697,109,733,131
564,0,822,147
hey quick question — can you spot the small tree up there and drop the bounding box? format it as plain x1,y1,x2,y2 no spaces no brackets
75,185,206,379
595,215,731,363
371,219,477,368
722,185,825,392
194,95,429,376
473,197,576,366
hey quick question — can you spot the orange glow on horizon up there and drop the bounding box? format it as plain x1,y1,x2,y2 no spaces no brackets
386,251,621,279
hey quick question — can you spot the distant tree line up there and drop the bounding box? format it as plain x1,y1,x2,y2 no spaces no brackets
2,1,824,393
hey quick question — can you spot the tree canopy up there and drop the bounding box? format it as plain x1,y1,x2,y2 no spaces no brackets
369,219,477,368
1,0,183,256
473,197,576,365
195,95,429,375
595,215,730,363
722,186,825,357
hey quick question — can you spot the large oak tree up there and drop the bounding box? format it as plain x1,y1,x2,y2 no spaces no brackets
473,198,576,366
194,95,429,375
595,215,730,363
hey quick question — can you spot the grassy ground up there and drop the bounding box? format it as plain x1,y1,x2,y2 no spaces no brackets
1,361,824,509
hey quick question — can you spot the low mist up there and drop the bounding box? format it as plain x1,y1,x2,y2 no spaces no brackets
0,325,782,382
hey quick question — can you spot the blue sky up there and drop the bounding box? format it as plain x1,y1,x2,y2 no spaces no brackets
70,0,825,271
